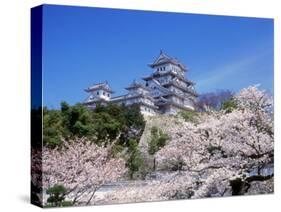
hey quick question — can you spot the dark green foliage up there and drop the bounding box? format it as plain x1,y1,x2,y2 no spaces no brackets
127,139,144,179
43,102,145,148
111,144,125,157
221,98,238,113
91,103,144,145
148,126,169,155
92,111,122,142
43,108,63,148
179,110,198,122
60,102,95,137
46,185,69,207
61,201,73,207
151,126,158,135
119,104,145,146
123,104,145,129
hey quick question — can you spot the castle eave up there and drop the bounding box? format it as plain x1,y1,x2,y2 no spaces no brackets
84,87,114,93
156,100,194,111
163,82,198,97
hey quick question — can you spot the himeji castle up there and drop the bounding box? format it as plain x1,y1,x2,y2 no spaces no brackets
83,51,198,115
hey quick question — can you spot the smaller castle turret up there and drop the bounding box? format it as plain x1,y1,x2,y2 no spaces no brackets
84,81,114,108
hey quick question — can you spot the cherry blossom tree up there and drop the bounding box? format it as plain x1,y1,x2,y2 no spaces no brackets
42,137,127,205
155,85,273,198
94,86,273,204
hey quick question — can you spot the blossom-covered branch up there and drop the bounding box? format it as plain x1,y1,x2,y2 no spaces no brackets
42,138,127,205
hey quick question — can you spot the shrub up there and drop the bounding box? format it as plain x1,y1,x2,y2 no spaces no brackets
221,98,238,113
148,126,169,155
127,139,144,179
43,108,63,148
179,110,198,122
46,185,68,207
111,144,125,157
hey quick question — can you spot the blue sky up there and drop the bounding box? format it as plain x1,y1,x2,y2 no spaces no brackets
42,4,274,108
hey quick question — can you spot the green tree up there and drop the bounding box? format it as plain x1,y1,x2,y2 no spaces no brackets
61,102,95,137
92,112,122,142
148,126,169,155
127,139,144,179
46,185,68,207
179,110,198,122
43,102,145,148
221,98,238,113
43,108,63,148
119,104,145,146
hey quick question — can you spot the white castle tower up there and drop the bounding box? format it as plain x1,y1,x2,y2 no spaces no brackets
142,50,198,114
84,81,114,108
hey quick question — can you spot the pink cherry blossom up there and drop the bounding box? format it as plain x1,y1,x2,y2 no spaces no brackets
42,138,127,205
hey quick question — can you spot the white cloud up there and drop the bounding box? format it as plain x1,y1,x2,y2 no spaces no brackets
194,50,268,89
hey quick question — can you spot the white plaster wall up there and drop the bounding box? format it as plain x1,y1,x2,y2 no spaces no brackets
184,98,195,110
140,105,157,116
91,89,111,101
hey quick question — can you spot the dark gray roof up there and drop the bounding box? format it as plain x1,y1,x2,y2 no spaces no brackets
84,81,114,93
142,70,195,85
162,81,198,97
148,50,188,71
83,98,109,105
125,80,150,91
155,99,194,111
111,93,155,102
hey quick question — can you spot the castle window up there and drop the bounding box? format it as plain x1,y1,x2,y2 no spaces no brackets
97,91,99,95
103,91,105,95
107,93,110,97
146,82,149,87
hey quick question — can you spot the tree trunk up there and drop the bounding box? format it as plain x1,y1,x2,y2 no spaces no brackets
86,188,97,205
230,174,273,195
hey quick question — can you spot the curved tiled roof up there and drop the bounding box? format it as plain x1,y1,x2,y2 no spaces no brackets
84,81,114,93
125,80,150,91
148,50,188,71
